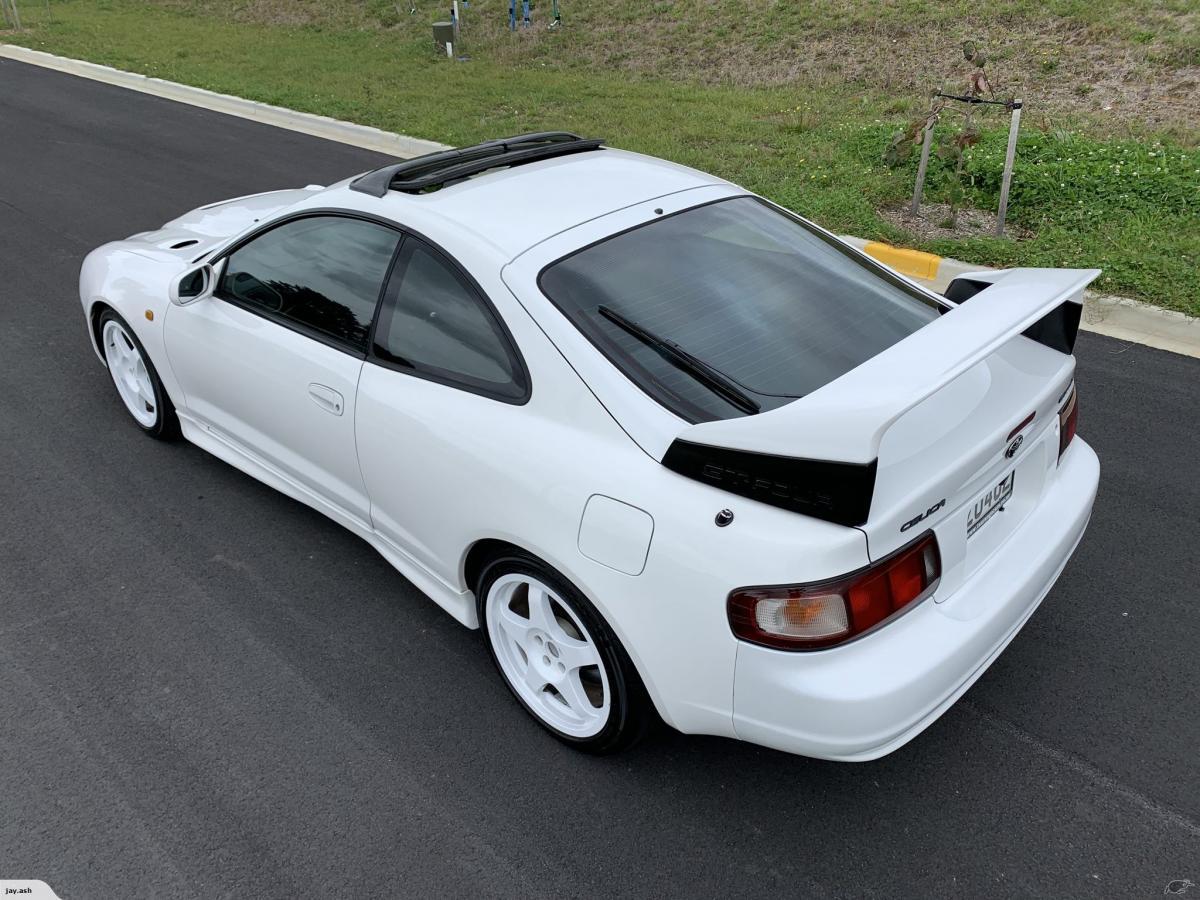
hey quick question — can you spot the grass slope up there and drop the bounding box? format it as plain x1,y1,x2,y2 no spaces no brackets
4,0,1198,312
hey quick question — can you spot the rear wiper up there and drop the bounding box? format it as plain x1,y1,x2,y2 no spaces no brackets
597,305,760,415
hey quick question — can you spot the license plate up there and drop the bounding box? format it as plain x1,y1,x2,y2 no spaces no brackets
967,471,1015,539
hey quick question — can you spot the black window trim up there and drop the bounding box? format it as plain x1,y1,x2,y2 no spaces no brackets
534,194,949,426
748,196,952,313
211,208,406,359
209,208,531,406
366,233,532,406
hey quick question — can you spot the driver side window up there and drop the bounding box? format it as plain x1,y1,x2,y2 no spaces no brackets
219,215,401,353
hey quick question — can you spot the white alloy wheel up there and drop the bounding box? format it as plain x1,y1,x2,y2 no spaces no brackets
485,573,612,738
102,319,158,428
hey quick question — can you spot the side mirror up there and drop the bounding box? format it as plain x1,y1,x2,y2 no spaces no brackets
170,263,214,306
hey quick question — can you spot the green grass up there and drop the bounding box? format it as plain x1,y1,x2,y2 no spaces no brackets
5,0,1199,313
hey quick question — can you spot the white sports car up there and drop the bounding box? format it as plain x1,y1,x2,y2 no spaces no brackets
80,132,1099,759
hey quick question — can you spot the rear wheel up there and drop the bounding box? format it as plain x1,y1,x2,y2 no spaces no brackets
477,553,652,754
99,310,178,440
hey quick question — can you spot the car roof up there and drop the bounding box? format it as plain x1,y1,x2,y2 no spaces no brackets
317,147,729,259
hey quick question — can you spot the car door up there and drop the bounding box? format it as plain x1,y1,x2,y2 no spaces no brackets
355,235,530,580
165,213,402,525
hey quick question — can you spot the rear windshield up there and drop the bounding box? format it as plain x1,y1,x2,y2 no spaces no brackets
538,197,942,422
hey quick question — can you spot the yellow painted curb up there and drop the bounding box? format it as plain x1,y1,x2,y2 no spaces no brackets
862,242,942,281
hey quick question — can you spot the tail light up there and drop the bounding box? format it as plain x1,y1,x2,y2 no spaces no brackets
1058,382,1078,460
728,532,941,651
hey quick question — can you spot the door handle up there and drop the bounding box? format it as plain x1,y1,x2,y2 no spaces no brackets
308,383,344,416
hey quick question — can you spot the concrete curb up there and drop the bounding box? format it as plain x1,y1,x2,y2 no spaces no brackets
859,241,943,281
0,45,451,158
4,44,1197,358
841,237,1200,359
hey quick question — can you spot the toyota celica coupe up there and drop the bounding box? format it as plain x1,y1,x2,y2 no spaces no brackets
80,132,1099,759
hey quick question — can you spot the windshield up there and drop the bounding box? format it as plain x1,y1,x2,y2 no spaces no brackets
538,197,942,422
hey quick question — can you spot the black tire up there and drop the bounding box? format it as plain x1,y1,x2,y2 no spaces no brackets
476,551,654,754
97,308,180,440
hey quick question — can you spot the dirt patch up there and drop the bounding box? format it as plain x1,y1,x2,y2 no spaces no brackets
449,3,1200,140
141,0,1200,142
879,202,1031,241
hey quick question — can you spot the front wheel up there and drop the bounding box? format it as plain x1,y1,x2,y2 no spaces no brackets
477,553,652,754
99,310,179,440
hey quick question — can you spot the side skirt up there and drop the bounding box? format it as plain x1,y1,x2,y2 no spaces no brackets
177,414,479,628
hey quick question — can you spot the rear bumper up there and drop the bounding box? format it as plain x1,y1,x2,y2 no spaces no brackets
731,438,1099,761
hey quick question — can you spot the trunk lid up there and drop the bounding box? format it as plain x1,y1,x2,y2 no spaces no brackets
670,268,1099,573
865,335,1072,566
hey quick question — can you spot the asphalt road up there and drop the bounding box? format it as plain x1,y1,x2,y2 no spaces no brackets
2,58,1199,900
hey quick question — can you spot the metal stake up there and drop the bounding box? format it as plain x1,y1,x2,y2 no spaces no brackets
995,99,1023,237
909,117,936,217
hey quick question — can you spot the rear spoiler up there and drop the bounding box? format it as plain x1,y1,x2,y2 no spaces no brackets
662,267,1100,526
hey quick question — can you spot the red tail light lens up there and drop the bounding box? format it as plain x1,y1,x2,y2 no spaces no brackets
1058,382,1078,459
728,532,941,651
